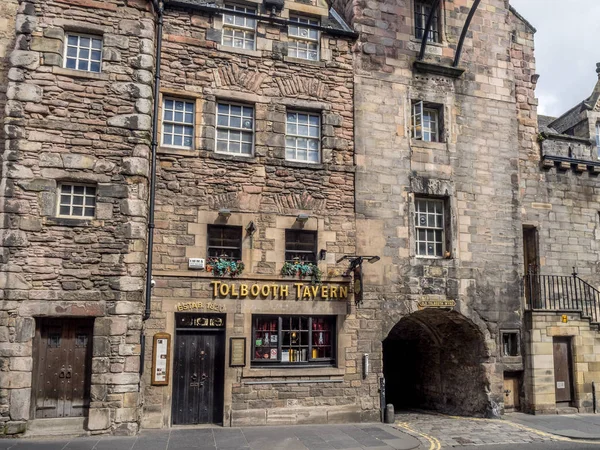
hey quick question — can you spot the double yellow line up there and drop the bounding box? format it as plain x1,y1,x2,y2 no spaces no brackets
395,421,441,450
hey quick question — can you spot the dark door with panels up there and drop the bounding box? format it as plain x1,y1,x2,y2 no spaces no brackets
553,337,574,403
34,318,94,418
172,313,225,425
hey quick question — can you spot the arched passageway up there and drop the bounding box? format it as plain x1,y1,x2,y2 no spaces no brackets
383,309,490,416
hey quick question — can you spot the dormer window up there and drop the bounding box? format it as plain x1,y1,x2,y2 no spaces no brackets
414,0,440,43
288,16,319,61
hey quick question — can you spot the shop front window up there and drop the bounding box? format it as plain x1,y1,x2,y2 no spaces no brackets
252,315,335,366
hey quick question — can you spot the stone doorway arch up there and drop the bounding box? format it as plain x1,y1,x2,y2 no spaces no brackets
383,309,490,416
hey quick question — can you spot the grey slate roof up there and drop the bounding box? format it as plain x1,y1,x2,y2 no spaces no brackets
538,115,557,134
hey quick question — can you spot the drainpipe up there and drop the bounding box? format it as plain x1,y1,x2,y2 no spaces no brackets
144,0,164,322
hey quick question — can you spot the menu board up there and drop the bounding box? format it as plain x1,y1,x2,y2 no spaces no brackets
152,333,171,386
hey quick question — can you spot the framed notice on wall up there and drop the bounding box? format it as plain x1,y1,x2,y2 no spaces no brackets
229,337,246,367
152,332,171,386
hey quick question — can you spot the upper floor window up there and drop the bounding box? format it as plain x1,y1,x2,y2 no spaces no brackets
596,122,600,158
415,197,444,257
414,0,440,43
222,4,256,50
285,229,317,262
412,100,442,142
57,184,96,218
285,111,320,163
162,98,194,148
288,16,319,61
216,103,254,156
207,225,243,259
64,34,103,73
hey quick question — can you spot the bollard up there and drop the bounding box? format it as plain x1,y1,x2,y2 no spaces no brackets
384,403,395,424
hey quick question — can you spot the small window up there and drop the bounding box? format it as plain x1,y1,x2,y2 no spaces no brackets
285,229,317,262
502,331,520,356
216,103,254,155
596,122,600,158
207,225,242,260
222,4,256,50
412,100,442,142
252,315,335,366
57,184,96,218
285,111,320,163
414,197,444,257
162,98,194,148
64,34,103,73
288,16,319,61
414,0,440,43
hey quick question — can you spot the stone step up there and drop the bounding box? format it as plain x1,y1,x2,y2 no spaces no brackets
555,406,578,415
25,417,89,438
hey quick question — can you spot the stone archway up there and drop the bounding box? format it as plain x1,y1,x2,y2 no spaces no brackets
383,309,490,416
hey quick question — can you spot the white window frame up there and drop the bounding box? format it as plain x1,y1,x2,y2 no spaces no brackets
215,102,254,156
285,111,321,163
161,97,195,149
414,197,444,258
414,0,440,43
57,183,97,218
222,4,257,50
63,33,103,73
287,16,320,61
412,100,441,142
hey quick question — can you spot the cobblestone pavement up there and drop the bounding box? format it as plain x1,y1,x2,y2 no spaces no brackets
393,412,565,448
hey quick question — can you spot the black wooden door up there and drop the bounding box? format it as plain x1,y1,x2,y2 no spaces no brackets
34,319,93,418
172,331,224,425
553,337,574,403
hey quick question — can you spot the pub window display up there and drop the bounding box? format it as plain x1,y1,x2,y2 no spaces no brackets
251,315,335,366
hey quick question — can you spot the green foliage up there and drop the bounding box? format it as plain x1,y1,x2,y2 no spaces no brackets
537,133,546,143
281,261,322,284
206,257,245,277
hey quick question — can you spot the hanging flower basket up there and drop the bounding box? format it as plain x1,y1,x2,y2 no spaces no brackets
206,257,245,277
281,261,322,284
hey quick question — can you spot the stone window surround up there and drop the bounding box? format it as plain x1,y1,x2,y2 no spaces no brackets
286,15,320,62
56,182,97,219
409,0,447,45
414,196,445,258
221,3,257,51
408,177,457,261
188,212,334,276
161,96,196,149
500,329,521,357
62,32,103,74
157,89,203,153
408,93,451,150
215,101,255,157
285,109,321,164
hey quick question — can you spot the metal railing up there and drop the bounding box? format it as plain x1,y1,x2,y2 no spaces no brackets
524,268,600,325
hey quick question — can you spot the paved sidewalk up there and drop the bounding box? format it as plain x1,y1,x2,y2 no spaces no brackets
0,424,421,450
506,412,600,440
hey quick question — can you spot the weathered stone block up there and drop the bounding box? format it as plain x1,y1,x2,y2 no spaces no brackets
0,372,31,389
0,230,28,248
107,114,151,130
9,389,31,421
122,157,149,177
62,154,97,169
119,19,154,38
31,36,62,54
88,408,110,431
9,50,39,70
120,199,147,217
4,421,27,435
7,83,42,102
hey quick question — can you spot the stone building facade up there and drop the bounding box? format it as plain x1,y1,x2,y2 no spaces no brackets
3,0,600,439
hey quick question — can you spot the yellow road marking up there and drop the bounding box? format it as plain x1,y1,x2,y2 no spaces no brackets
395,421,441,450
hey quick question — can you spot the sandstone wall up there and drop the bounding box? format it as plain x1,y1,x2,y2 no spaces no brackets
0,0,154,435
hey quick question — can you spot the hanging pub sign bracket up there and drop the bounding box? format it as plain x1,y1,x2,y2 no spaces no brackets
336,255,381,306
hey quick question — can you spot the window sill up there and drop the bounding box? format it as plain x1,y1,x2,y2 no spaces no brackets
209,151,257,163
242,366,344,378
280,159,325,170
283,56,325,67
46,217,93,227
410,140,447,151
52,66,109,81
216,44,261,58
409,37,445,47
157,146,197,157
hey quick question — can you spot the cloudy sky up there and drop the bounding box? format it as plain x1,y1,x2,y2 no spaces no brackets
510,0,600,118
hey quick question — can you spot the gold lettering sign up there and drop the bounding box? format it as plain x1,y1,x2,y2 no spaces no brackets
209,281,349,301
417,299,456,310
176,301,225,312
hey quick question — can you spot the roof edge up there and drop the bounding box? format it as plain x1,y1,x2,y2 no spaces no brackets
508,5,536,34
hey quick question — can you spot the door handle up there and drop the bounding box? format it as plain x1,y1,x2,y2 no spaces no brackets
201,373,207,381
191,373,198,381
66,371,72,379
504,389,511,396
59,370,65,378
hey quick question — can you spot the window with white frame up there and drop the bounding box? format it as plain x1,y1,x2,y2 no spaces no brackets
57,184,96,218
162,98,195,148
288,16,319,61
222,4,256,50
415,197,444,257
412,101,442,142
285,111,320,163
596,122,600,158
64,34,103,73
414,0,440,43
216,103,254,155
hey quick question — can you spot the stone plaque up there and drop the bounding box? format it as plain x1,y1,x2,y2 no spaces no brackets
229,337,246,367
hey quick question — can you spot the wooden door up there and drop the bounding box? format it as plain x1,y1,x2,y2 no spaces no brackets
553,337,574,403
172,331,224,425
34,319,93,418
503,376,520,411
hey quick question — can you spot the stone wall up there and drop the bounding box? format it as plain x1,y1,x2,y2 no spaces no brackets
0,0,18,170
0,0,154,435
335,0,537,413
141,2,366,427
